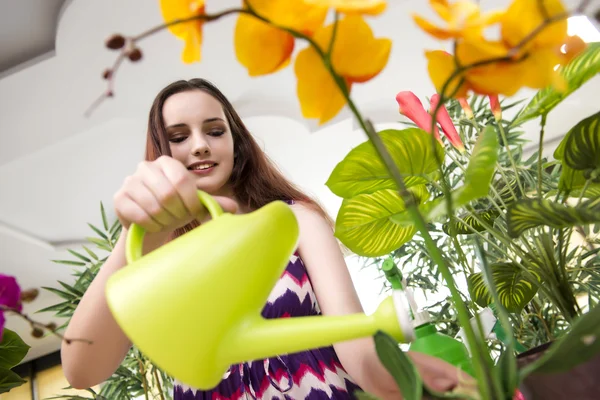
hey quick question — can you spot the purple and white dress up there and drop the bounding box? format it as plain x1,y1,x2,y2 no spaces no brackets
173,251,361,399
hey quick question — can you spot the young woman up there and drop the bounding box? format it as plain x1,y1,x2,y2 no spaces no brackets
62,79,471,399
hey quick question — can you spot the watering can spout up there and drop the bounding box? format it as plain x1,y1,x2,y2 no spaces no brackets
221,291,414,365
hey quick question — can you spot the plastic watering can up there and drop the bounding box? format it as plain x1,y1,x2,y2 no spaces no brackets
106,191,414,390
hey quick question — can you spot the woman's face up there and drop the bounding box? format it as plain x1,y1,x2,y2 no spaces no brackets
162,90,235,197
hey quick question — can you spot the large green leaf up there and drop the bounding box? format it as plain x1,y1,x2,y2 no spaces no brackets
0,329,30,369
335,186,429,257
507,198,600,238
0,367,26,394
442,209,500,235
374,331,422,400
513,42,600,126
467,262,541,313
520,303,600,377
563,110,600,175
326,128,444,198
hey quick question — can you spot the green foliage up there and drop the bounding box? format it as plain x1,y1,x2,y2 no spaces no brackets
513,43,600,126
39,204,173,400
0,329,30,394
374,331,422,400
468,262,541,313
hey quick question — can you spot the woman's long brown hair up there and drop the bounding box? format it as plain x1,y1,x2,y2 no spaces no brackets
144,78,333,238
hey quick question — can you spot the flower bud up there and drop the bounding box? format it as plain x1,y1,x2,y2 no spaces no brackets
31,327,44,338
105,34,126,50
46,322,57,331
457,97,474,119
489,95,501,121
20,288,39,303
102,69,112,80
127,48,143,62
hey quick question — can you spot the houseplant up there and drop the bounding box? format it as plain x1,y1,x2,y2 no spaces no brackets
2,0,600,398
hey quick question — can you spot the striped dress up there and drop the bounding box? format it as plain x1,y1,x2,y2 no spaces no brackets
173,251,361,399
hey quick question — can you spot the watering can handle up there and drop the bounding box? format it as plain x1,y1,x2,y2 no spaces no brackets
125,190,225,264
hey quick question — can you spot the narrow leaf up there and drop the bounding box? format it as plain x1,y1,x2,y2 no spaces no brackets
87,223,108,240
67,249,91,263
81,245,98,261
374,331,422,400
443,209,500,235
100,202,109,231
52,259,86,267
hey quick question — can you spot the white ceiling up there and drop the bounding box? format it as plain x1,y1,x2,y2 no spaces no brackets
1,0,599,364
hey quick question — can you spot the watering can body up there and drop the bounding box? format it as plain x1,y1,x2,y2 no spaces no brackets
106,192,414,390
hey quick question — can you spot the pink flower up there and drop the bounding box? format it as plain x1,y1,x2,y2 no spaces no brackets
396,91,464,151
396,91,440,139
489,95,502,121
513,389,525,400
430,94,465,152
0,274,22,341
458,97,474,119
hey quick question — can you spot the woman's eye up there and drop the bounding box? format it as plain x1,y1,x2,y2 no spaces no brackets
169,136,186,143
209,130,225,137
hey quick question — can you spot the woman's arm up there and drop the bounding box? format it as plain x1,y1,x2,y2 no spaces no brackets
61,229,170,389
292,203,469,399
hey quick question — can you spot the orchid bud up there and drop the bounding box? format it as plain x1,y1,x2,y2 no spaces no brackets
105,34,126,50
20,288,39,303
127,48,143,62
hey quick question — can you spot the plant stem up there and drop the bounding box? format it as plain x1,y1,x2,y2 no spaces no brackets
152,366,165,400
538,114,547,199
497,122,525,197
0,305,92,345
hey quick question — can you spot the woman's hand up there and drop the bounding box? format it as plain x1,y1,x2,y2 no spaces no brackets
409,351,479,398
113,155,238,233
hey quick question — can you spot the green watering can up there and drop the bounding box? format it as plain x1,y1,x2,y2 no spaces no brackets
106,191,414,390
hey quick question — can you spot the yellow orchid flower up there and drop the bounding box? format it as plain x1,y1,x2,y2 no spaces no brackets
160,0,205,64
304,0,386,15
294,15,391,124
425,0,572,97
234,0,327,76
413,0,503,40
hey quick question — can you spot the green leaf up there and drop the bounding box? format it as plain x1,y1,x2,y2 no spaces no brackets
374,331,422,400
326,128,444,198
87,223,108,241
429,125,499,219
507,198,600,238
42,286,76,301
563,110,600,175
334,186,429,257
520,303,600,377
0,329,30,369
67,249,91,263
52,259,86,267
467,262,541,313
36,301,75,314
100,202,109,231
0,367,26,394
57,281,84,297
442,209,500,235
81,245,98,261
496,346,518,397
513,42,600,126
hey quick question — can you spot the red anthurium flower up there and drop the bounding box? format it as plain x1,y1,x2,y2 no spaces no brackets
430,94,465,152
458,97,474,119
489,94,502,121
396,91,440,139
0,274,22,341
